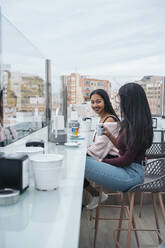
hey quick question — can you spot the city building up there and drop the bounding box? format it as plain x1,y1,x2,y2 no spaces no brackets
136,76,165,115
65,73,111,105
20,73,45,112
2,67,45,115
110,88,120,116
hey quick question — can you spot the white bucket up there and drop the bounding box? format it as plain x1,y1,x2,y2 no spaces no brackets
30,154,64,191
16,147,44,178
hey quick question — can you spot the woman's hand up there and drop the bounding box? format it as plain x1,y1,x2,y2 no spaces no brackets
103,126,116,146
103,126,112,139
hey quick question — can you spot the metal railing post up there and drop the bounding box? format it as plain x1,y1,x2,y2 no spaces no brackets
61,75,67,128
0,7,2,89
45,59,52,140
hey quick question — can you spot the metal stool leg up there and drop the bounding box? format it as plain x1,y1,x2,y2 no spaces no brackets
158,192,165,224
126,192,135,248
116,193,126,248
127,193,140,248
93,186,103,248
151,193,162,244
138,192,144,218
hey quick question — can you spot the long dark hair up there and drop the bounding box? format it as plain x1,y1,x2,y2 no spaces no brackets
0,89,3,126
90,89,119,121
118,83,153,152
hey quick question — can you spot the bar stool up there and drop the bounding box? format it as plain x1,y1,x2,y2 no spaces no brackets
91,159,165,248
139,143,165,222
114,158,165,248
91,187,139,248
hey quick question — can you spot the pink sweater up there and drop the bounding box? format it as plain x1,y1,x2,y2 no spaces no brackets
87,122,120,160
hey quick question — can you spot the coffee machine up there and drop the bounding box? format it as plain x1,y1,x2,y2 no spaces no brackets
49,115,67,144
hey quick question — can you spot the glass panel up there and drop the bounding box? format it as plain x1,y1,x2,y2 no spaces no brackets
0,8,2,88
0,14,46,146
48,66,66,142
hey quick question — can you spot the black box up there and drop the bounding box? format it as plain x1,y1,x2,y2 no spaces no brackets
0,154,29,194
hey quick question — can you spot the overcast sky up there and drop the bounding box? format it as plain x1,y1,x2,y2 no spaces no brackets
0,0,165,88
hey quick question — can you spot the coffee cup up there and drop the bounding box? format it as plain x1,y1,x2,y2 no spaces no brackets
97,123,104,136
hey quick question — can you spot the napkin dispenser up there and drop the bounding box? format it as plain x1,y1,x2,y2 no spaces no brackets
0,154,29,194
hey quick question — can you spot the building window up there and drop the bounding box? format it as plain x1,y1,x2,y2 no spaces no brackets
84,81,90,87
97,82,104,86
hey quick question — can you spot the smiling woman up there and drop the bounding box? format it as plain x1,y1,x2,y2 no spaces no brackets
84,89,120,209
90,89,119,123
91,94,105,115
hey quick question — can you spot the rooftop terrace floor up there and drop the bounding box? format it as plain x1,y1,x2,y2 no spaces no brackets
79,202,165,248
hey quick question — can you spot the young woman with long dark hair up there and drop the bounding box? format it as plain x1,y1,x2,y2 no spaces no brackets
87,89,120,159
89,88,119,123
85,83,153,209
84,89,120,209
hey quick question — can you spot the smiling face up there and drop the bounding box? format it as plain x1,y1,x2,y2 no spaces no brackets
90,94,105,115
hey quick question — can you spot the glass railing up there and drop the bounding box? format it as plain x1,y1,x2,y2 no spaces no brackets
0,10,164,146
0,14,46,146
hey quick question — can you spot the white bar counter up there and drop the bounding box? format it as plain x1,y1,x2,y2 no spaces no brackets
0,128,87,248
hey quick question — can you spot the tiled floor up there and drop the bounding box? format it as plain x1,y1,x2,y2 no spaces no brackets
79,201,165,248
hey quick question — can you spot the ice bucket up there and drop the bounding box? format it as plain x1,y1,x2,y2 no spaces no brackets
30,154,64,191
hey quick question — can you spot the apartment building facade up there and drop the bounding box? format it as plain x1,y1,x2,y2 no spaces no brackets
3,69,45,114
65,73,111,105
137,76,165,115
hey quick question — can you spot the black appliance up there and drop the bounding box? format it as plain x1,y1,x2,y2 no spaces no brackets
26,139,45,148
0,154,29,194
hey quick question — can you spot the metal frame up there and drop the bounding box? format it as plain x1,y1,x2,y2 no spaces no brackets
45,59,52,140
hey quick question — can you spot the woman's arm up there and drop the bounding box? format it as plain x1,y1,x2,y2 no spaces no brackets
103,126,118,147
102,149,136,167
102,127,138,167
